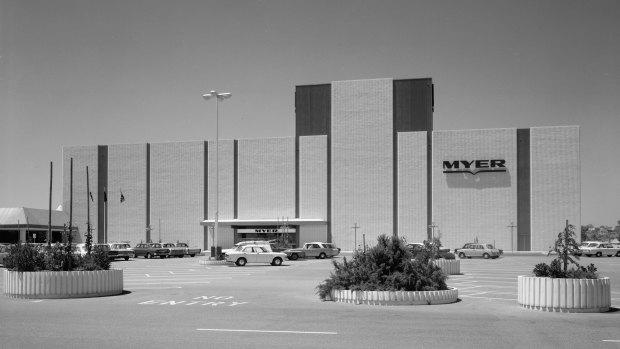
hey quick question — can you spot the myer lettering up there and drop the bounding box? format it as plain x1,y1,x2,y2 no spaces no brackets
443,159,507,174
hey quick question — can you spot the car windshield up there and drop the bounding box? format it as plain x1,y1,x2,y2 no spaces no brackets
485,244,494,249
587,243,598,247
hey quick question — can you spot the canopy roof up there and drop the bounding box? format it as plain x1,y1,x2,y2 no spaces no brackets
0,207,69,228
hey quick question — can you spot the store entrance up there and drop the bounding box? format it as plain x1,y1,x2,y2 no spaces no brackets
234,226,298,249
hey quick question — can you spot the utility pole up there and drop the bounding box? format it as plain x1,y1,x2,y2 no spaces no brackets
428,222,438,241
352,223,360,251
507,222,517,252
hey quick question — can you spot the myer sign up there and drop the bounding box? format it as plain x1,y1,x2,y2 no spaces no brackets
443,159,507,175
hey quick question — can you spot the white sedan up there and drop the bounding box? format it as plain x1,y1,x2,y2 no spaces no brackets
225,245,286,266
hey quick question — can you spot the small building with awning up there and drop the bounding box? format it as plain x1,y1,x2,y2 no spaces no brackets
0,207,74,243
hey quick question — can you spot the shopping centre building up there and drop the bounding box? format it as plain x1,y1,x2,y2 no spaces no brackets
61,78,580,252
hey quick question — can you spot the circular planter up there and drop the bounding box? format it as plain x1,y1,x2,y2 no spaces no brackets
3,269,123,299
518,276,611,313
329,287,458,306
432,259,460,275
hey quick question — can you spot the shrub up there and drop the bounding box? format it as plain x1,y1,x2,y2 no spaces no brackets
43,243,70,271
4,242,110,272
443,252,456,260
316,234,448,300
3,243,46,272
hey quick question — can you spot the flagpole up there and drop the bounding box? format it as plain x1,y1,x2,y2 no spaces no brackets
104,186,107,244
86,166,91,250
48,161,52,246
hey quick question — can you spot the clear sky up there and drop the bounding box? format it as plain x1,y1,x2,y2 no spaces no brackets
1,0,618,227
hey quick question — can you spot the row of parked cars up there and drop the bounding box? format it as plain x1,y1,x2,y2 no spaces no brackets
74,242,202,260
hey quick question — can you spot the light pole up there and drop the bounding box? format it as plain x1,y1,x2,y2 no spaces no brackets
507,222,517,252
202,90,232,259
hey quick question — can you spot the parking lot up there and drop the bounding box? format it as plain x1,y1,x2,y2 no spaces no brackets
1,254,620,349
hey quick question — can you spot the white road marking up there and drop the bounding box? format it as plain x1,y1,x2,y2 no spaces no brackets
145,274,150,277
460,295,516,301
30,300,44,303
196,329,337,335
602,340,620,342
130,286,182,290
169,271,174,274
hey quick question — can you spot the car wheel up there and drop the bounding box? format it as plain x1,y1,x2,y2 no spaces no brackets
319,252,326,259
272,257,282,266
585,254,591,257
124,256,129,261
133,254,138,258
596,252,602,257
145,252,151,259
458,252,466,259
616,251,620,257
483,253,490,259
160,255,166,259
289,253,299,261
190,254,195,257
236,258,247,266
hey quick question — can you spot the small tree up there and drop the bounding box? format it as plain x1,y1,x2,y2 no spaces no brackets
555,221,580,273
533,220,598,279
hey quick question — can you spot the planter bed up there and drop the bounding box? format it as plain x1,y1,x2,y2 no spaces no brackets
518,276,611,313
329,287,458,305
4,269,123,299
432,259,460,275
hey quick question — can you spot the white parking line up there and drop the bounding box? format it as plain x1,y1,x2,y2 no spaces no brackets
196,329,337,335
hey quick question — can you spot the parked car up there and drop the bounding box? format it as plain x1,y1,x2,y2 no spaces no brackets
284,242,340,260
174,242,201,257
73,243,111,257
133,243,170,259
454,243,501,259
162,243,185,258
579,242,620,257
406,242,451,259
107,243,134,261
222,241,273,256
225,245,286,266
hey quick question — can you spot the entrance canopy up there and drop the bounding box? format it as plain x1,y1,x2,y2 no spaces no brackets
200,218,326,227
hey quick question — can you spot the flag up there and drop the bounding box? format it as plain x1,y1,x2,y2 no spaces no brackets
120,189,125,203
89,192,94,202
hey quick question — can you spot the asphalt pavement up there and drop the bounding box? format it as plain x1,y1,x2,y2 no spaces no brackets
1,254,619,349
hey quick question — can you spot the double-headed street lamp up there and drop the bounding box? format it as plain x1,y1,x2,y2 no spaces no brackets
202,90,232,258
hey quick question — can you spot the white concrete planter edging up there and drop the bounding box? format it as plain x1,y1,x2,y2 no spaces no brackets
329,287,458,305
432,259,460,275
518,276,611,313
3,269,123,299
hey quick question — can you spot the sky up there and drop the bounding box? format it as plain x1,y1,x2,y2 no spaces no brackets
0,0,618,227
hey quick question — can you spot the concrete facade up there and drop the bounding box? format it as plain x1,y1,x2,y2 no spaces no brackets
529,126,581,251
432,129,518,250
397,131,428,244
150,141,205,247
331,79,394,249
61,77,580,252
